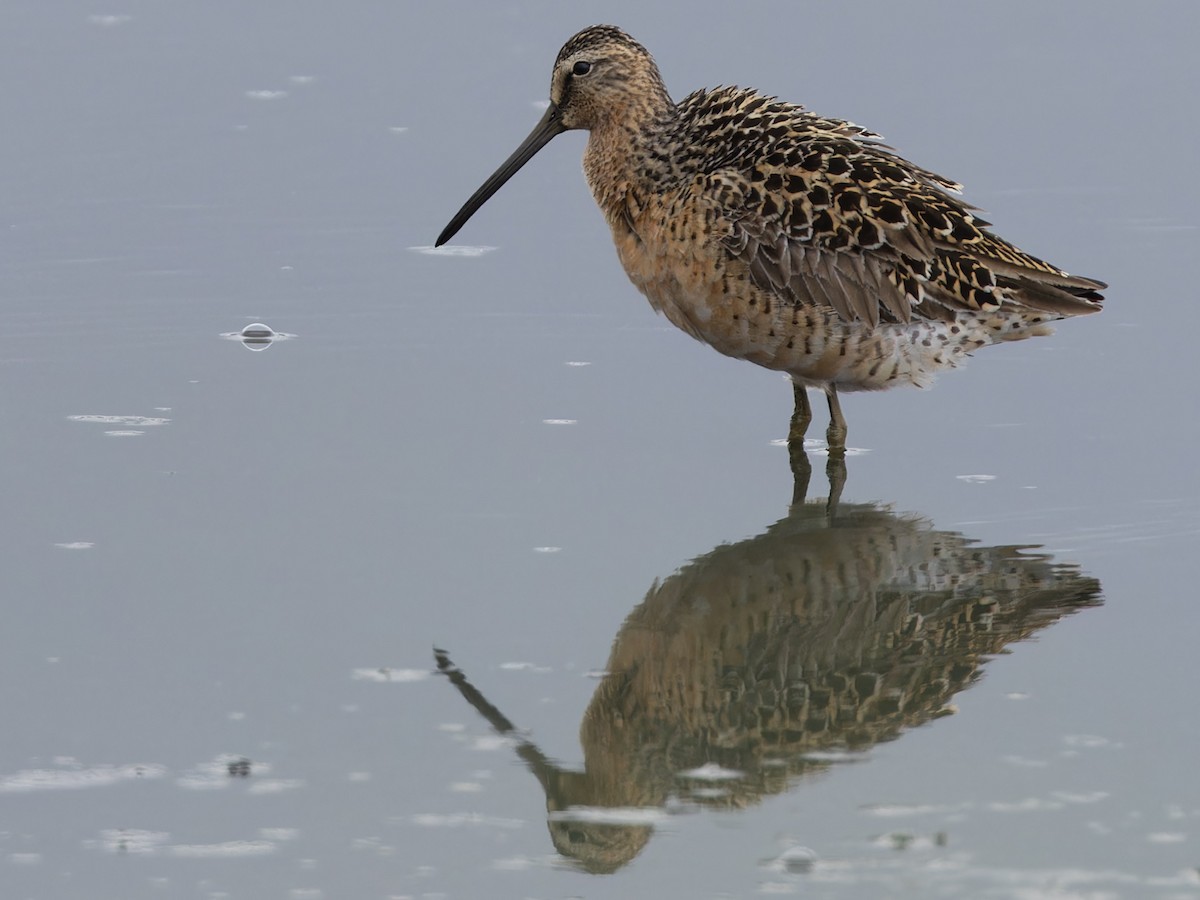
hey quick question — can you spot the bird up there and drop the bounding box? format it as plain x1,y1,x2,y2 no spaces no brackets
435,25,1104,454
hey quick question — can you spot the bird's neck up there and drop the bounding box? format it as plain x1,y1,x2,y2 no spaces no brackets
583,89,676,227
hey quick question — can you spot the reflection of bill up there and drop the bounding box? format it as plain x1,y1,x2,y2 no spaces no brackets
435,500,1101,873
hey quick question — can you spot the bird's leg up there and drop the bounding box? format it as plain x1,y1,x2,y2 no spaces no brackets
788,382,815,505
825,386,847,456
822,386,847,516
789,439,813,507
825,452,846,516
788,382,812,445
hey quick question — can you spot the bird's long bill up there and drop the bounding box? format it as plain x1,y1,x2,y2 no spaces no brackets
435,102,565,246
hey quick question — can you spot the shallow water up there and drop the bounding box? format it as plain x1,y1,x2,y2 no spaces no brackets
2,3,1198,898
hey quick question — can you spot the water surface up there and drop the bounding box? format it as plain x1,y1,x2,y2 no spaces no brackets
2,3,1198,898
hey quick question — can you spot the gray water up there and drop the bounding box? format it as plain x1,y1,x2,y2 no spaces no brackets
2,2,1198,898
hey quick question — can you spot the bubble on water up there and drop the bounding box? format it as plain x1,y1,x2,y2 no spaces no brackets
221,322,295,350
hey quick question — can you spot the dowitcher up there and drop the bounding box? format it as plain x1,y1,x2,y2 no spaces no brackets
436,25,1104,453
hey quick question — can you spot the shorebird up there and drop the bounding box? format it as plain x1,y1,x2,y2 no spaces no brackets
436,25,1104,453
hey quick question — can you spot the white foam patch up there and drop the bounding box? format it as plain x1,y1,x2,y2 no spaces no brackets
169,840,277,857
245,90,288,100
88,14,132,26
54,542,95,549
409,245,496,257
471,735,513,752
800,750,867,763
259,828,300,841
411,813,523,829
542,419,577,425
350,837,392,854
956,474,997,483
679,763,744,781
1146,832,1187,843
492,856,536,870
772,438,871,456
0,763,165,793
499,661,551,672
862,802,972,817
548,806,665,825
69,415,170,426
351,667,429,683
532,546,561,553
987,797,1064,813
1063,734,1118,749
247,779,304,795
1052,791,1109,804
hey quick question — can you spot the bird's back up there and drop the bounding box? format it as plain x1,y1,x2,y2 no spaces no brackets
595,85,1103,390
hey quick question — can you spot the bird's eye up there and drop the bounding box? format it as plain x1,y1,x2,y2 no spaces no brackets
572,60,592,76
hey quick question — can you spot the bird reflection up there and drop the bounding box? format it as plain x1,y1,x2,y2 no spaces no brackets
435,468,1101,874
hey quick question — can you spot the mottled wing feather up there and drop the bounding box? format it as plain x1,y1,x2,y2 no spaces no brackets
673,87,1105,325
